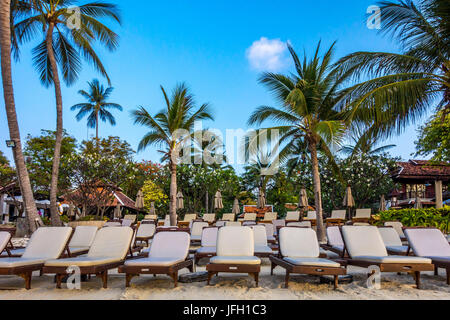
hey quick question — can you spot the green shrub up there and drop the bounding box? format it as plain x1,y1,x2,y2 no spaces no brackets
137,213,145,222
378,208,450,233
78,215,108,222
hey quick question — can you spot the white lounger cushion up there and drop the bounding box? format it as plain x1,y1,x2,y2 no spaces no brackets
225,222,241,227
222,214,235,222
405,228,450,258
22,227,73,259
216,227,254,257
341,226,388,258
0,258,45,268
45,257,119,267
285,212,300,221
136,224,156,238
196,246,216,254
104,222,121,227
69,226,98,248
125,257,186,267
279,227,320,258
355,209,371,218
215,221,226,227
284,257,341,268
327,227,344,247
210,256,261,265
305,211,317,220
88,227,133,260
384,221,405,238
191,222,209,238
263,212,277,221
255,245,273,254
69,246,90,254
330,210,346,220
201,228,218,247
243,213,257,221
252,225,268,246
353,256,431,264
386,246,409,254
149,232,190,260
203,214,216,222
0,232,11,253
287,221,311,228
379,227,403,247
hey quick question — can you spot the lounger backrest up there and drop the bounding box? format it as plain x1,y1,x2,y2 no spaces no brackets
242,221,257,226
272,219,286,230
87,227,133,260
201,228,218,247
144,215,157,220
384,221,405,238
69,226,98,248
203,214,216,222
0,231,11,252
262,224,274,237
306,211,317,220
286,211,300,221
225,221,241,227
222,213,235,222
355,209,371,219
191,221,209,237
251,225,268,246
279,227,319,258
104,222,121,227
341,226,387,258
244,213,257,221
123,215,137,222
215,221,226,227
216,227,254,257
122,219,133,227
149,232,190,260
136,223,156,238
22,227,72,259
263,212,277,221
183,214,197,222
378,227,402,247
287,221,311,228
405,228,450,257
326,226,344,247
331,210,346,220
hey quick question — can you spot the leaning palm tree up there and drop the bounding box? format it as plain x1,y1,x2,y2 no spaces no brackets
13,0,121,225
71,79,123,140
337,0,449,142
248,42,350,242
131,83,214,226
0,0,42,232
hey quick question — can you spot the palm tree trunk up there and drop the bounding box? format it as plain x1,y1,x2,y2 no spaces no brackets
96,110,99,140
45,23,62,226
309,141,326,242
0,0,42,233
169,159,177,226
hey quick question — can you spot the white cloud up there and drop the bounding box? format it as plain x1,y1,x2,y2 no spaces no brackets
246,37,289,72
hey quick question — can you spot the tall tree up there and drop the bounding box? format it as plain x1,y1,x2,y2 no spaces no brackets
71,79,123,139
131,83,214,226
337,0,450,142
248,42,350,242
0,0,42,232
13,0,121,225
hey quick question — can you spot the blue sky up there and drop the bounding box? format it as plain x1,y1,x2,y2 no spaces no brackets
0,0,433,166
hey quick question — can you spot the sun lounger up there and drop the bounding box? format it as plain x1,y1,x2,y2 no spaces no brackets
225,221,241,227
261,212,277,223
404,227,450,285
202,214,216,224
119,231,194,287
43,227,134,289
320,226,346,258
0,227,72,289
287,221,311,228
66,226,98,257
242,221,257,226
144,215,158,220
238,213,257,222
206,226,261,287
270,227,346,289
222,213,235,222
304,211,317,226
194,227,218,264
260,223,276,244
326,210,346,226
285,211,300,222
378,227,410,256
0,232,12,257
121,219,134,227
178,214,197,227
341,226,434,289
251,225,274,257
384,221,406,241
215,221,226,227
352,209,372,224
123,215,137,223
191,221,209,243
104,221,122,227
135,222,156,247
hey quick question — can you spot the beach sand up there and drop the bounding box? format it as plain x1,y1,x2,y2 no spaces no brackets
0,259,449,300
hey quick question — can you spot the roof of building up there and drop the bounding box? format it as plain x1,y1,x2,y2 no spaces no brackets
391,160,450,182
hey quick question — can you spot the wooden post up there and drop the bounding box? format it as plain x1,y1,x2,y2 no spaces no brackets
435,180,443,209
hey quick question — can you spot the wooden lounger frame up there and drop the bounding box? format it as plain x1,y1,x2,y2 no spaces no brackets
118,258,194,288
206,263,261,287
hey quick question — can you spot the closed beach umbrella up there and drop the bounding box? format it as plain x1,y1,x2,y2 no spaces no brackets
257,189,266,209
298,188,309,208
214,190,223,210
379,195,386,212
343,186,355,220
68,204,75,217
414,196,422,209
149,202,156,215
232,198,240,214
176,191,184,210
114,204,122,219
135,189,145,210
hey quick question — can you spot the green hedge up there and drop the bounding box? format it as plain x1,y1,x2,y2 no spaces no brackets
378,208,450,233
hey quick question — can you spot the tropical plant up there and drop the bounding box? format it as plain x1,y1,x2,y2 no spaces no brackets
336,0,450,146
378,208,450,233
71,79,123,139
131,83,214,225
247,42,350,241
13,0,121,225
415,111,450,162
0,0,42,232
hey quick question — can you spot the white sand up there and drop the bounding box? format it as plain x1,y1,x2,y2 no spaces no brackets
0,259,449,300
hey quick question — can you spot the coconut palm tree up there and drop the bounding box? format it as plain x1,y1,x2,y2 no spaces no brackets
13,0,121,225
248,42,350,242
71,79,123,140
131,83,214,226
337,0,450,141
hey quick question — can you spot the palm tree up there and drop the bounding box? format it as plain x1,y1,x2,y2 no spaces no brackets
0,0,42,232
13,0,121,225
248,42,350,242
71,79,123,139
337,0,449,141
131,83,214,226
